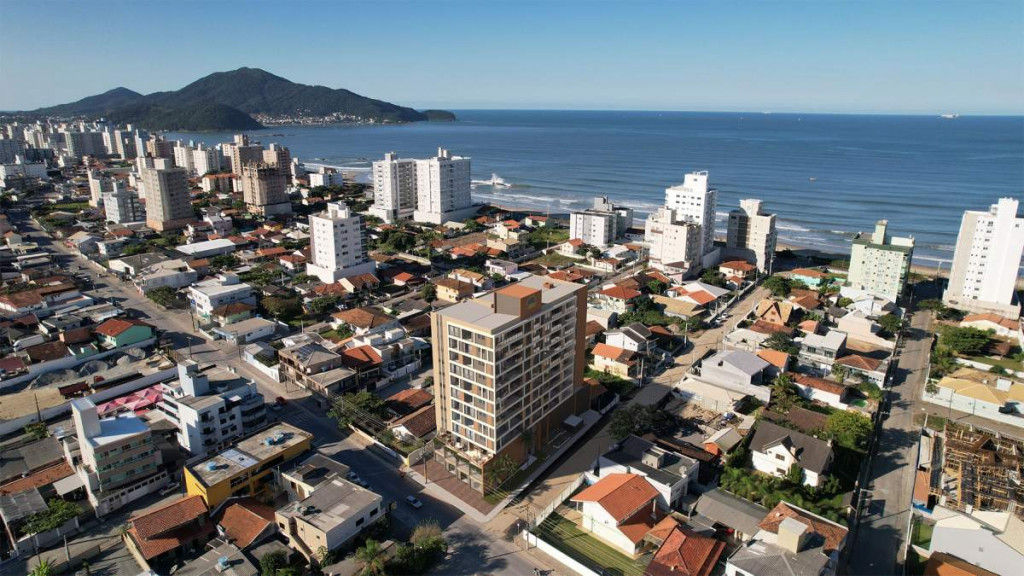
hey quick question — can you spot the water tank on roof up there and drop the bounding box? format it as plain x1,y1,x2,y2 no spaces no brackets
206,461,217,472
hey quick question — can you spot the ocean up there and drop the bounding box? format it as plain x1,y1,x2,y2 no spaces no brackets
168,110,1024,267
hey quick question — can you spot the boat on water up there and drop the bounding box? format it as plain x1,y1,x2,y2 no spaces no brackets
471,173,512,188
809,177,817,182
940,114,960,119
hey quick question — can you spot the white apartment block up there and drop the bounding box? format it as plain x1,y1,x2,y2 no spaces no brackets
0,157,48,180
570,197,634,248
173,143,195,175
192,145,221,176
68,398,168,517
87,169,114,207
413,147,475,224
309,170,344,188
241,162,291,216
370,152,419,222
306,202,377,284
726,198,778,273
102,186,144,224
155,361,266,456
141,159,193,231
847,220,915,302
665,170,719,262
944,198,1024,317
645,206,701,272
188,274,256,322
432,275,587,493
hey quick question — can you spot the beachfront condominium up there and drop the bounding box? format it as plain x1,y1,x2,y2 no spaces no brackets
943,198,1024,318
664,170,720,267
142,158,194,231
413,147,475,224
241,162,291,216
173,142,195,175
305,202,376,284
846,220,915,302
727,198,778,273
68,397,168,516
370,152,418,222
262,142,291,170
570,197,634,248
644,206,701,274
431,275,589,494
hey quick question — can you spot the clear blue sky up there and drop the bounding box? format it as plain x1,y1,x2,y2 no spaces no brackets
2,0,1021,114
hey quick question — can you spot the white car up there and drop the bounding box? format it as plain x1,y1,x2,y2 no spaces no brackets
159,482,180,496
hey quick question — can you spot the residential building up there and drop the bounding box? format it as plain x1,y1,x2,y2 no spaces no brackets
192,144,221,176
726,199,777,273
749,421,833,487
846,220,915,302
102,187,144,224
278,339,359,406
593,285,643,313
262,143,291,171
188,274,256,324
605,323,654,354
960,313,1020,340
133,258,198,293
646,525,725,576
790,373,849,410
225,135,264,175
700,350,771,390
68,398,168,516
726,501,848,576
173,142,195,175
664,171,719,264
389,406,437,443
142,160,194,231
694,488,769,543
597,435,699,509
241,162,291,216
87,169,113,207
924,368,1024,428
571,196,632,247
155,361,267,456
944,198,1024,317
309,170,344,187
485,259,518,278
790,267,831,289
797,330,846,371
370,152,420,222
431,275,588,493
276,477,385,559
645,206,701,273
93,317,153,348
591,342,640,381
433,277,475,303
306,202,376,284
413,147,474,224
125,495,213,570
925,506,1024,576
278,453,351,501
570,473,664,557
183,423,313,508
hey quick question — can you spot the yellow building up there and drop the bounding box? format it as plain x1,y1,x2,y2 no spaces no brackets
184,423,313,508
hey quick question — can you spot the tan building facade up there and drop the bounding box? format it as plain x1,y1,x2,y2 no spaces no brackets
142,163,194,231
241,162,291,216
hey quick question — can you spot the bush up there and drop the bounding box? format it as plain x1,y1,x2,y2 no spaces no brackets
824,411,872,451
939,326,991,356
146,286,178,308
763,276,793,297
609,404,679,441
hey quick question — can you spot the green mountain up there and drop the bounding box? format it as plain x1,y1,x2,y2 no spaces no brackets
23,67,453,130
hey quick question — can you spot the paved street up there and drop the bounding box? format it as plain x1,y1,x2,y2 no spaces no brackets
845,301,934,575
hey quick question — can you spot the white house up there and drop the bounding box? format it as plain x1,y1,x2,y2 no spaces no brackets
960,313,1020,341
605,323,654,354
596,436,698,510
571,473,663,557
749,421,833,488
188,274,256,323
790,373,849,410
797,330,847,371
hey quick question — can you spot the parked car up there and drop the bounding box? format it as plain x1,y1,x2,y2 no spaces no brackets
405,496,423,509
159,481,180,496
275,396,287,406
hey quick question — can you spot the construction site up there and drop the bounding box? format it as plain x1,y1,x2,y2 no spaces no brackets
932,422,1024,519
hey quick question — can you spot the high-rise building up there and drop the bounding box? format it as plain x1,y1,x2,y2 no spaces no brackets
413,147,474,224
570,196,634,247
305,202,376,284
145,135,174,159
142,159,194,231
225,134,264,175
102,185,145,224
69,397,168,516
664,170,718,264
0,138,27,164
88,169,114,207
192,144,221,176
431,275,588,494
262,143,291,169
846,220,915,302
241,162,291,215
173,142,195,175
370,152,419,222
64,130,105,159
726,198,778,273
943,198,1024,317
645,206,701,273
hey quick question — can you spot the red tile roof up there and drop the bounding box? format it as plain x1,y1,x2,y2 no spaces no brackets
719,260,756,272
0,462,74,495
215,498,276,549
962,313,1017,331
129,495,211,559
684,290,717,306
331,307,394,329
836,354,883,372
0,290,43,308
592,343,637,365
571,473,659,523
391,405,436,439
340,345,383,369
599,286,642,300
758,502,848,554
386,388,434,415
585,320,605,337
645,526,726,576
25,341,71,362
94,318,149,337
311,283,349,297
757,349,790,371
790,373,847,396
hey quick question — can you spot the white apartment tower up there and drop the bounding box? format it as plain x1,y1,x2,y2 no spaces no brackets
431,275,587,494
173,142,195,175
726,198,778,273
102,184,144,224
846,220,915,302
664,171,719,263
306,202,377,284
570,197,633,247
88,169,114,207
142,158,193,231
412,147,474,224
645,206,701,273
370,152,419,222
192,144,221,176
943,197,1024,317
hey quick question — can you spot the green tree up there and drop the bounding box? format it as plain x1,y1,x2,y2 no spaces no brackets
357,539,388,576
209,254,239,271
463,218,483,232
24,422,49,440
329,391,389,430
29,560,53,576
917,298,945,311
646,280,667,295
836,297,853,308
307,295,340,316
989,365,1008,375
146,286,179,308
489,453,518,486
240,266,276,287
261,296,301,320
21,499,81,536
877,313,903,336
763,332,799,355
763,276,793,297
831,364,850,384
420,284,437,302
609,404,655,441
939,326,991,356
770,374,799,412
786,463,804,485
700,269,727,288
825,411,873,451
259,551,286,576
291,273,315,285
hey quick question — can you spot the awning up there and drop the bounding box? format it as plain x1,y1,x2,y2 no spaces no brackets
53,473,84,495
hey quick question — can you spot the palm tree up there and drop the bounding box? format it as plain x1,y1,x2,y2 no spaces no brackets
29,559,53,576
357,539,387,576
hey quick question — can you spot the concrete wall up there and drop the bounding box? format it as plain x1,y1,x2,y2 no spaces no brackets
0,337,158,389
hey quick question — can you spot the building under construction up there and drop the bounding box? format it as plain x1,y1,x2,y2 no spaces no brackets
932,422,1023,519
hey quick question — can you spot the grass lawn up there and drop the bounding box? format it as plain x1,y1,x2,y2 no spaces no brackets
911,519,934,548
47,202,91,212
535,512,647,576
528,227,570,250
964,355,1024,373
484,455,547,504
531,252,578,268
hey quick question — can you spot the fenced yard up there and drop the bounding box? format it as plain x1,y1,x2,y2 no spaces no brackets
533,511,648,576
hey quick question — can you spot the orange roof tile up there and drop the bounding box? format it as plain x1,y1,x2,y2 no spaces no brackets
836,354,882,372
758,502,848,554
94,318,149,337
0,462,74,495
720,260,756,272
684,291,717,306
571,473,659,522
646,526,725,576
599,286,642,300
791,267,829,278
215,498,275,549
592,343,636,364
756,349,790,371
131,495,208,540
962,313,1017,331
386,388,434,414
790,372,847,396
